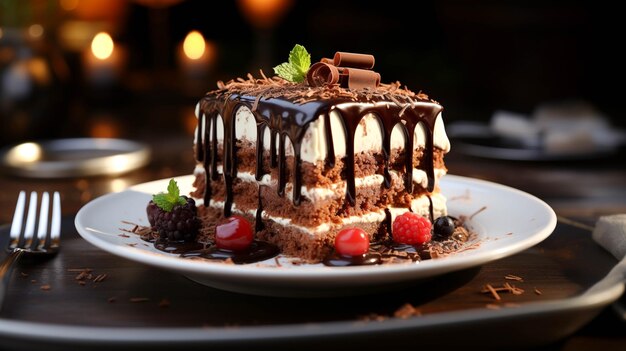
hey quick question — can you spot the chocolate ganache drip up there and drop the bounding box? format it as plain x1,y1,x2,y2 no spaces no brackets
196,71,442,221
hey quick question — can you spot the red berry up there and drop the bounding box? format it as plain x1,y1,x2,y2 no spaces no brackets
335,227,370,256
392,212,432,245
215,215,253,251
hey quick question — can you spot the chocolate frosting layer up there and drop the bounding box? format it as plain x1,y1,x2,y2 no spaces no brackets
196,76,443,220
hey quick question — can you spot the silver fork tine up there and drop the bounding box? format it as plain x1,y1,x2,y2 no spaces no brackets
9,191,26,249
21,192,38,249
34,192,50,250
46,192,61,250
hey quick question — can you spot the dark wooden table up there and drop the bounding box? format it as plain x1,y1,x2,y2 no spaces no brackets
0,135,625,350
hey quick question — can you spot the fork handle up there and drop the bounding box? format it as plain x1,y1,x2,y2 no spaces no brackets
0,249,25,306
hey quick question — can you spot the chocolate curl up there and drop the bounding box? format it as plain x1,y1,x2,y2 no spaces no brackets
307,62,340,87
344,68,380,90
321,57,334,64
334,52,375,69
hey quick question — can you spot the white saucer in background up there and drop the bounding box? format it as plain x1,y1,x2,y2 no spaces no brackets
0,138,151,178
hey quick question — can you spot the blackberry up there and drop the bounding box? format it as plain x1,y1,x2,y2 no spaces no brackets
146,179,200,242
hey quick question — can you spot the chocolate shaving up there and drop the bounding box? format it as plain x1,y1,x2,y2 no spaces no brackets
210,71,432,107
345,68,381,90
334,52,375,69
484,283,501,301
505,274,524,282
307,62,340,87
306,51,381,90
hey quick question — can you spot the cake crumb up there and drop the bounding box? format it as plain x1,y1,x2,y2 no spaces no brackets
40,284,51,291
20,272,28,277
158,298,171,308
393,303,422,319
486,304,501,310
359,313,388,322
108,297,117,303
534,288,543,295
93,274,108,283
30,279,37,284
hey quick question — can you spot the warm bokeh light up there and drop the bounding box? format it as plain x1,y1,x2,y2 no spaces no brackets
183,31,206,60
89,118,120,138
59,0,80,11
133,0,183,8
237,0,293,28
110,179,129,192
28,24,44,38
91,32,114,60
8,143,42,163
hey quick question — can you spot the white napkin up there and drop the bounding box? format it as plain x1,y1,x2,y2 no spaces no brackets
592,214,626,260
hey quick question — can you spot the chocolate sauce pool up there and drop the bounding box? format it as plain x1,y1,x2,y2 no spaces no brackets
140,231,463,266
181,241,280,264
141,233,280,264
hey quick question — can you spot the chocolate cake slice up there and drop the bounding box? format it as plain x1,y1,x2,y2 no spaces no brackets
191,51,450,262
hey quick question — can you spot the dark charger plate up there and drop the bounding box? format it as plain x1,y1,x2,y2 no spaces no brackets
0,217,622,351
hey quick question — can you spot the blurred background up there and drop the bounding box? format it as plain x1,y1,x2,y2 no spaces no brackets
1,0,624,147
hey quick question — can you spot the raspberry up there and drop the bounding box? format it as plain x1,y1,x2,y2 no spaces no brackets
392,212,432,245
147,196,199,242
335,227,369,256
215,215,254,251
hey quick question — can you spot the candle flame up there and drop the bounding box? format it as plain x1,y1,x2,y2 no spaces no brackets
183,31,206,60
91,32,114,60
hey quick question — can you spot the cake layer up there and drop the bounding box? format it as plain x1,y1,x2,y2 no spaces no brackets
198,193,447,261
192,167,446,228
196,140,447,190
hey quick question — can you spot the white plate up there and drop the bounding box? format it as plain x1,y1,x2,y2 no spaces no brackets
75,174,557,297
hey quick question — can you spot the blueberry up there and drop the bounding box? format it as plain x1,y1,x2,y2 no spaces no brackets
433,216,455,240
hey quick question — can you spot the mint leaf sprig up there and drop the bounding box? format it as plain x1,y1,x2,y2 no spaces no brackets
273,44,311,83
153,179,187,212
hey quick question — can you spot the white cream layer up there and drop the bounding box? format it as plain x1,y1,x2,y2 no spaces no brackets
204,192,446,236
194,165,447,203
195,103,450,164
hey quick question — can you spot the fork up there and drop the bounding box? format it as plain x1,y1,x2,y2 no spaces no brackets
0,191,61,303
